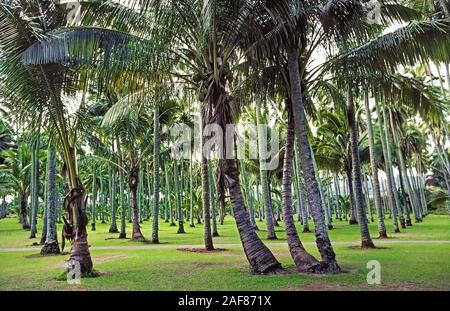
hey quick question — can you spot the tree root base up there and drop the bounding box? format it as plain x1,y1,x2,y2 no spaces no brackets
40,242,61,255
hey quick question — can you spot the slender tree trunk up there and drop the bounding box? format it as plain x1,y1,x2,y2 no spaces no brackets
282,102,322,272
256,102,277,240
91,166,97,231
200,154,214,248
209,164,219,237
40,178,48,244
376,100,400,232
129,166,144,241
363,94,387,238
30,139,39,238
152,108,161,243
41,144,60,254
0,197,7,218
240,160,258,230
189,150,195,228
294,140,310,232
118,166,127,239
347,90,375,248
345,169,358,224
117,143,127,239
109,165,118,233
20,193,30,229
174,161,185,234
287,46,340,273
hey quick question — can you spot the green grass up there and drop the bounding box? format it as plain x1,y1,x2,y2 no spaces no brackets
1,214,449,249
0,215,449,290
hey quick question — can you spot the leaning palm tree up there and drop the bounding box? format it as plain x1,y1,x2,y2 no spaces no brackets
0,0,94,275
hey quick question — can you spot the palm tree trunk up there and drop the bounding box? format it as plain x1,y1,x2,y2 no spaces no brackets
345,169,358,224
256,102,277,240
165,164,175,226
0,197,7,218
152,108,161,243
174,161,185,234
40,177,48,244
294,140,310,232
224,158,281,273
363,175,373,222
286,46,340,273
129,165,144,241
376,100,401,232
109,165,118,233
41,144,60,254
91,166,97,231
363,94,387,238
189,150,195,228
119,165,127,239
117,142,127,239
201,156,214,248
347,90,375,248
282,102,322,272
30,139,39,238
240,160,258,230
333,174,342,221
209,164,219,237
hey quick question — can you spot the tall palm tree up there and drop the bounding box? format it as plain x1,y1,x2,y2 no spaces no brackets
1,0,94,275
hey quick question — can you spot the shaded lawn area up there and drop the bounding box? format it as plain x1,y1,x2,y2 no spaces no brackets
0,215,449,290
0,243,449,290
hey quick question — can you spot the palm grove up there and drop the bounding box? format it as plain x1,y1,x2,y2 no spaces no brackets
0,0,449,277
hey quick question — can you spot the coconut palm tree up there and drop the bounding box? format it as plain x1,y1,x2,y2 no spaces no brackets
0,0,95,275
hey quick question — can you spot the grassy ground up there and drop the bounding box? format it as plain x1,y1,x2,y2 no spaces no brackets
0,215,449,290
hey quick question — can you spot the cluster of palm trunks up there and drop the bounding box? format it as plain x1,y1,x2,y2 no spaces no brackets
0,1,449,277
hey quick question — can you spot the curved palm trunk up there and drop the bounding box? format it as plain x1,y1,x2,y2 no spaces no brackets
152,109,161,243
363,94,387,238
41,144,60,254
129,166,144,241
287,46,340,273
282,103,322,272
256,102,277,240
347,91,375,248
224,158,281,273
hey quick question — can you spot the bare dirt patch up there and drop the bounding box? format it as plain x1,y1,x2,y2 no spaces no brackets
300,283,352,291
93,253,131,264
176,247,228,253
348,246,390,250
